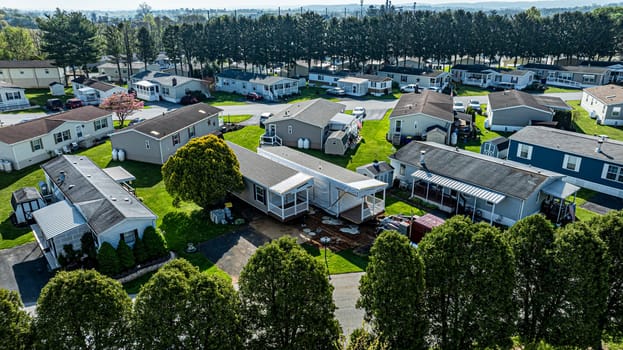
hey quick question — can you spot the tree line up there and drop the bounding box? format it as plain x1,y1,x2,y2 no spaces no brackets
27,6,623,83
2,211,622,350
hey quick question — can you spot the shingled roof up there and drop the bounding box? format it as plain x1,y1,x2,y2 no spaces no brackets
0,106,111,145
391,141,553,200
266,99,345,128
584,84,623,105
119,102,222,139
0,60,57,69
389,90,454,122
488,90,551,113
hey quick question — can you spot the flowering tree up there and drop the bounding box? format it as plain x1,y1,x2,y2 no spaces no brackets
99,93,144,127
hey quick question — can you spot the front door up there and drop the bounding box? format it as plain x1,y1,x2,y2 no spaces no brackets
267,124,276,136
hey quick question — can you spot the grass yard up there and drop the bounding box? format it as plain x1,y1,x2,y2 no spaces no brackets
453,85,490,96
384,194,427,217
25,87,74,107
461,113,511,153
570,100,623,142
543,86,582,94
1,107,45,114
287,86,340,104
207,91,248,106
302,243,368,274
220,114,252,123
223,125,265,151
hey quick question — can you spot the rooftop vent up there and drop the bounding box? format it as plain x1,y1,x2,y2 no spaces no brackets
150,131,160,136
68,184,75,190
420,150,426,165
596,134,609,153
606,95,616,99
198,109,206,114
111,197,117,201
372,160,380,171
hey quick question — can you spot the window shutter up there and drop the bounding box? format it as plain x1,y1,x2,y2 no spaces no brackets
601,164,610,179
527,146,533,159
562,155,569,169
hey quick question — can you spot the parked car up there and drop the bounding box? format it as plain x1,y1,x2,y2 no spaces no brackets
45,98,63,112
246,92,263,101
326,87,345,96
259,112,273,127
128,117,146,126
468,99,482,112
453,101,466,113
400,84,419,93
65,98,83,110
352,107,366,121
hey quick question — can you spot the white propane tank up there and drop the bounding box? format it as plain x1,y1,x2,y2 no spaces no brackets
112,149,118,161
117,149,126,162
451,132,458,146
303,138,310,149
0,160,4,173
297,138,304,149
4,160,12,173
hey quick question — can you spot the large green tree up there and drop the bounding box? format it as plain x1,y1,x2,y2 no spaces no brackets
0,26,36,60
33,270,132,350
506,214,557,344
548,222,609,349
162,135,244,210
239,237,341,350
37,9,99,79
419,216,516,350
133,259,242,349
102,24,124,83
357,230,427,350
0,289,31,350
136,26,157,70
590,211,623,341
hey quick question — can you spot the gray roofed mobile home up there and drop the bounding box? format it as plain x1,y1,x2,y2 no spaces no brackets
390,90,454,122
532,95,573,111
266,98,345,128
132,70,197,86
380,66,447,77
390,141,551,200
488,90,551,113
41,155,156,234
122,102,222,139
227,142,305,188
217,69,288,85
509,126,623,163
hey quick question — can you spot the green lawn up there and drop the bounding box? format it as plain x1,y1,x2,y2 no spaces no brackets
302,243,368,274
1,107,45,114
25,87,74,107
544,86,582,94
220,114,253,123
287,86,340,104
570,100,623,142
384,194,427,216
453,85,490,96
206,91,248,106
460,113,511,153
223,125,265,151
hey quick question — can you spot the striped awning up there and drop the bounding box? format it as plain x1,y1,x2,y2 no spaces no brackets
412,170,506,204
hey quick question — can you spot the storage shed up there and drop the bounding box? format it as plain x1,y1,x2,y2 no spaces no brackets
49,82,65,96
480,136,509,159
325,131,350,155
11,187,46,224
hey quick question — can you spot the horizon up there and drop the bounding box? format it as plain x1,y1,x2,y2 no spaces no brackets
2,0,566,11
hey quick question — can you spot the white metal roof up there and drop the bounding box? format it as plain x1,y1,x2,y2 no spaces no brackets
336,178,386,197
541,180,580,199
135,80,156,87
269,173,314,195
412,169,506,204
78,87,96,93
330,113,355,125
32,200,87,240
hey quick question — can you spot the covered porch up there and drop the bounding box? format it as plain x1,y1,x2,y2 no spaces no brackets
266,173,313,221
539,181,581,225
410,169,506,224
134,80,159,101
76,87,99,105
335,179,386,224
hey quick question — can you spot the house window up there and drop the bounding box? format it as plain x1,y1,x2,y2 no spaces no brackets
172,133,180,146
5,91,21,100
288,125,293,134
30,138,43,152
602,164,623,183
401,75,408,82
517,144,533,160
254,184,266,204
76,125,83,138
94,118,108,130
317,75,324,81
54,130,71,144
399,163,406,176
145,140,150,149
613,107,621,117
119,229,138,245
163,87,169,95
395,120,402,133
582,75,596,84
562,154,581,172
242,83,246,89
188,125,196,139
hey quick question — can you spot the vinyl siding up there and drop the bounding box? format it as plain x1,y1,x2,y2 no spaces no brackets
267,119,325,150
490,106,552,129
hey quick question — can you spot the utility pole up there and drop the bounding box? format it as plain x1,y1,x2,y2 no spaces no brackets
360,0,364,18
413,2,416,12
278,7,281,16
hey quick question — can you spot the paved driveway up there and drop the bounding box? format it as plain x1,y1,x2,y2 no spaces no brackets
331,272,365,336
0,242,51,306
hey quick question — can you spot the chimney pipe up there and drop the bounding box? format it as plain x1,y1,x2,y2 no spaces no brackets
420,150,426,165
596,135,608,153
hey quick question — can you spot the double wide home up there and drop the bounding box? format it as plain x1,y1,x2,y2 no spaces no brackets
33,155,157,269
450,64,535,90
0,60,64,88
508,126,623,199
0,106,113,170
519,63,613,88
486,90,569,132
377,66,450,91
110,103,222,164
581,84,623,126
215,69,299,101
391,141,578,227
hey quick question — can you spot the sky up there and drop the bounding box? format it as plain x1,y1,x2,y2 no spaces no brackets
3,0,535,11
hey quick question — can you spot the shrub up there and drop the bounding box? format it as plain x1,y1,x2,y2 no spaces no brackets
142,227,168,260
133,237,148,264
116,240,135,271
81,233,97,260
97,242,120,277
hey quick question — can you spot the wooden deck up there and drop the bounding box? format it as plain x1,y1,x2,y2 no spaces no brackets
304,210,377,252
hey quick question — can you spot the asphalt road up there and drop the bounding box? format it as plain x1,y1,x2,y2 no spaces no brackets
1,91,582,127
331,272,366,336
0,242,51,307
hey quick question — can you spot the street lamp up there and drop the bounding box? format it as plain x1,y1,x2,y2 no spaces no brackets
320,236,331,280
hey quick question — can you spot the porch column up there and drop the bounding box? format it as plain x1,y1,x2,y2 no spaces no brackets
336,190,340,218
306,188,309,211
440,187,445,208
490,203,496,224
426,182,430,201
281,195,285,219
456,193,460,214
411,180,415,198
373,193,376,215
361,200,364,222
267,190,271,215
472,196,477,221
294,192,298,215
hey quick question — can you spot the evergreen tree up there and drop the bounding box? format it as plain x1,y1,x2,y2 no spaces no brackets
116,239,135,271
97,242,120,277
0,289,31,350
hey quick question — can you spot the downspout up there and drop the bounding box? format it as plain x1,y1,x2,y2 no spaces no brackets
519,199,525,220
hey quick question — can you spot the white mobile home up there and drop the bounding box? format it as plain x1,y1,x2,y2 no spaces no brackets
258,146,386,224
216,69,299,101
337,77,369,97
